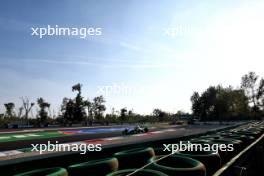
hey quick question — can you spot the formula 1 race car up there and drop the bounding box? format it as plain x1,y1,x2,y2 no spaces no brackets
122,125,149,135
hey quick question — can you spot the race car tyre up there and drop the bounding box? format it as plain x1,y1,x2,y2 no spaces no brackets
144,127,149,133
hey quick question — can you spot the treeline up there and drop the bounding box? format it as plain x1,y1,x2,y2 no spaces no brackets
57,84,179,126
0,83,183,127
1,71,263,128
191,71,264,121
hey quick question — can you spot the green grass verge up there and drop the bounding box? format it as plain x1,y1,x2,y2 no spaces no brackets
0,131,69,143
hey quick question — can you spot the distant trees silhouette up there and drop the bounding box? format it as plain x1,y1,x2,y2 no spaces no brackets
37,97,50,126
20,97,34,119
241,71,264,118
4,102,15,118
191,71,264,120
92,95,106,121
1,71,263,128
119,107,128,123
60,83,89,126
59,83,107,126
153,108,168,122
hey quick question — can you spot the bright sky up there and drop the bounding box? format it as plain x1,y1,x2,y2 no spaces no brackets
0,0,264,116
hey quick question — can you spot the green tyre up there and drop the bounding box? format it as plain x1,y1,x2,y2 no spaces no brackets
147,155,206,176
107,169,168,176
68,157,118,176
175,150,221,175
14,167,68,176
114,147,155,169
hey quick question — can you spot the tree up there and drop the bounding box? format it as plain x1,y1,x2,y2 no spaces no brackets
216,87,249,120
191,92,202,119
61,98,75,125
72,83,81,92
105,108,118,123
153,108,167,122
4,102,15,118
61,97,70,114
120,107,128,123
72,83,87,122
85,99,93,117
17,107,23,118
61,84,86,124
84,99,93,125
190,85,250,121
37,97,50,125
92,95,106,121
20,97,34,119
128,109,134,116
241,71,264,116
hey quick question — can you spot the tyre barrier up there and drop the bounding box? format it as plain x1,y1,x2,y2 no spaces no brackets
106,169,168,176
154,141,221,175
241,128,262,133
175,150,221,175
153,141,191,155
68,157,118,176
14,167,68,176
154,147,174,156
219,134,255,145
216,132,233,136
147,155,206,176
11,122,264,176
207,138,243,162
114,147,155,169
232,130,261,137
190,138,211,144
198,135,222,140
189,138,242,163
